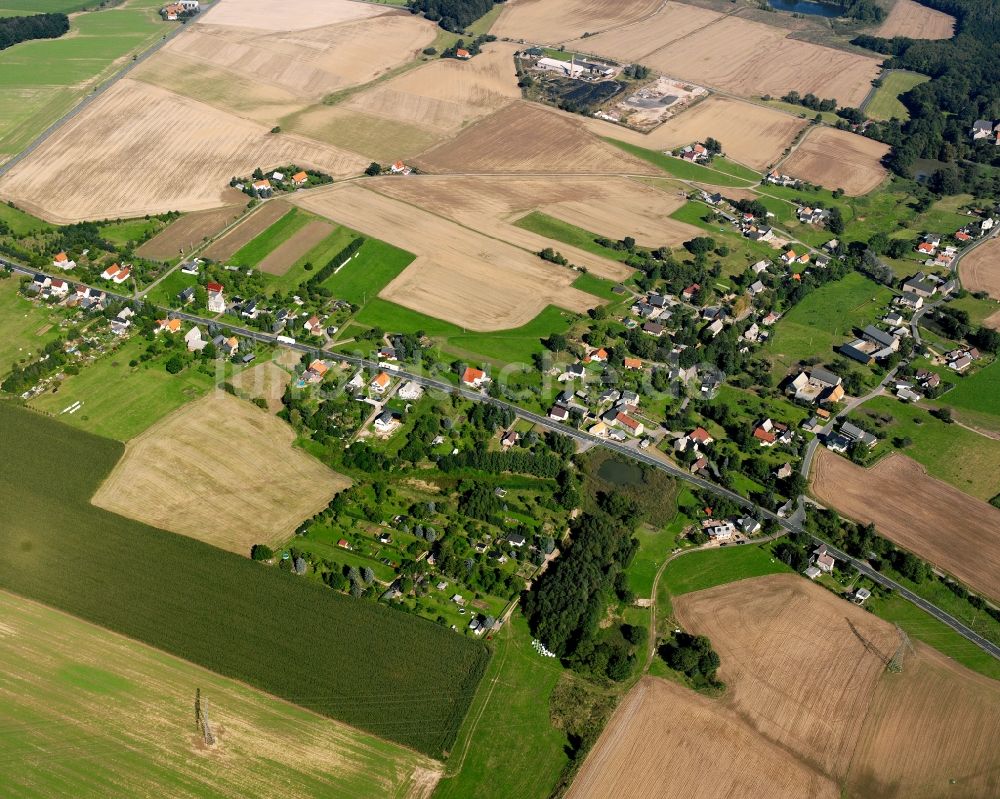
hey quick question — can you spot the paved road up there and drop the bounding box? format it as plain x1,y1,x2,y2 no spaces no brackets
4,257,998,663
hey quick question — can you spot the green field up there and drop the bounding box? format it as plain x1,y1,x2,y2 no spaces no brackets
937,359,1000,431
762,271,894,378
0,278,64,375
514,211,631,262
30,337,215,441
760,98,840,124
0,403,489,757
572,271,626,301
98,217,163,247
230,208,311,267
0,201,52,235
0,590,440,798
321,236,415,303
265,225,357,294
661,544,791,597
604,138,757,188
866,71,930,122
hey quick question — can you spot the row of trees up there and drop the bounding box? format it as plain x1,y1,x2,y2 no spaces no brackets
0,12,68,51
408,0,495,31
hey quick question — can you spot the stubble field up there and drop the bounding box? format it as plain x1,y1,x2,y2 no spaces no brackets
0,80,367,222
959,238,1000,300
0,590,441,799
92,393,350,555
491,0,662,44
198,0,383,31
137,202,246,261
202,200,293,262
780,125,889,195
294,183,602,330
810,449,1000,603
257,218,334,274
875,0,955,39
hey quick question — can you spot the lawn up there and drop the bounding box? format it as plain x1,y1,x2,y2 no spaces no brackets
626,489,699,598
0,402,489,758
603,138,757,188
661,543,791,597
0,278,65,376
514,211,631,262
30,337,216,441
938,358,1000,428
866,71,930,122
762,271,894,379
0,590,439,798
230,208,311,267
435,613,569,799
0,200,52,235
572,271,627,301
98,217,163,246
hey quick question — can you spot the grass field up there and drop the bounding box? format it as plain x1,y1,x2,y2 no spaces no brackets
514,211,631,262
0,200,52,234
0,590,442,798
0,0,171,159
98,216,164,246
30,337,215,441
762,271,894,380
865,71,930,122
761,98,840,124
230,208,311,268
937,359,1000,431
572,271,625,301
0,278,64,375
603,138,757,188
0,403,489,757
661,544,791,597
322,236,416,303
266,224,356,294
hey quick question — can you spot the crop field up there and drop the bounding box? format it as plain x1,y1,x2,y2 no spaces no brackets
672,574,1000,797
0,80,367,223
198,0,383,30
0,0,170,162
960,238,1000,300
414,102,658,176
294,183,601,331
585,96,805,172
0,590,442,799
762,271,894,379
136,202,246,261
202,200,292,262
875,0,956,39
92,393,350,555
0,278,64,376
866,70,931,121
30,336,215,441
811,449,1000,602
0,403,490,758
491,0,661,43
568,676,839,799
780,126,889,195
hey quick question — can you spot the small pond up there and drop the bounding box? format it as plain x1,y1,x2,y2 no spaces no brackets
597,459,645,487
768,0,843,18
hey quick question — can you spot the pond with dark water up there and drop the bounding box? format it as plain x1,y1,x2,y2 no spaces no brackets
597,459,645,487
768,0,843,18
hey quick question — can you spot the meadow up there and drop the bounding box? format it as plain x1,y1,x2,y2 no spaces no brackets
937,359,1000,432
661,544,791,598
230,207,312,268
0,403,489,758
0,277,64,375
604,138,757,188
865,71,930,122
514,211,632,263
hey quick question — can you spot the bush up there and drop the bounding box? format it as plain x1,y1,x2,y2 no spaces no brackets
251,543,274,560
164,355,184,374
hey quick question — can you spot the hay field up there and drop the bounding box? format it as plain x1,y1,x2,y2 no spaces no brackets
875,0,955,39
294,183,601,330
198,0,383,31
585,96,805,171
0,81,367,223
492,0,662,43
414,102,658,175
92,392,350,555
137,203,245,260
567,677,839,799
0,590,441,799
258,218,333,275
643,14,881,108
781,126,889,195
810,450,1000,602
960,238,1000,300
366,173,692,264
202,200,292,262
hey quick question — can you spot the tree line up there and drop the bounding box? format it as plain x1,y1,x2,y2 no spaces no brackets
0,13,68,51
408,0,495,31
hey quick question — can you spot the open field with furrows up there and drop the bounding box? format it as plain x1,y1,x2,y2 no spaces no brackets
673,575,1000,798
0,403,489,758
491,0,662,44
811,450,1000,603
294,183,601,330
413,102,659,176
780,126,890,195
583,96,804,172
960,238,1000,300
875,0,955,39
0,0,171,162
199,0,383,31
640,13,881,108
365,173,692,262
0,590,441,799
0,80,368,223
567,677,839,799
92,393,350,555
202,200,293,262
136,202,246,261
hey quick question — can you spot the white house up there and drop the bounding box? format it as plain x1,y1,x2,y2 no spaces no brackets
207,282,225,313
185,326,207,352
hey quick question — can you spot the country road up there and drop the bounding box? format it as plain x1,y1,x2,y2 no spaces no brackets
4,255,998,664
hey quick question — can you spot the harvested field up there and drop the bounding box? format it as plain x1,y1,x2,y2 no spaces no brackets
567,677,839,799
365,173,692,269
810,449,1000,602
641,14,881,108
0,81,367,223
960,238,1000,300
294,183,601,330
986,308,1000,331
202,200,292,262
875,0,955,39
413,102,658,176
585,96,805,171
230,360,293,413
781,126,888,195
92,392,350,555
199,0,383,31
137,203,245,260
0,590,442,799
258,218,333,275
492,0,662,44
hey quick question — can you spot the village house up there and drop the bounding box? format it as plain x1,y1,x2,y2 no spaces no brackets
840,325,899,364
47,278,69,299
461,366,489,388
500,430,519,448
826,421,877,452
291,171,308,186
185,326,206,352
812,544,836,573
971,119,995,140
398,380,423,401
681,283,700,302
615,412,644,436
704,519,735,541
587,348,608,363
207,282,225,313
548,404,569,422
642,321,667,337
304,316,323,336
305,359,329,384
370,371,391,394
156,318,182,334
624,357,643,370
787,367,844,404
252,179,272,197
559,363,586,382
896,291,924,310
100,263,121,281
52,252,76,270
373,409,402,435
390,160,412,175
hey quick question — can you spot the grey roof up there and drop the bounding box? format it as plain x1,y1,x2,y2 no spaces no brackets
863,325,897,347
839,343,873,364
810,367,841,387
